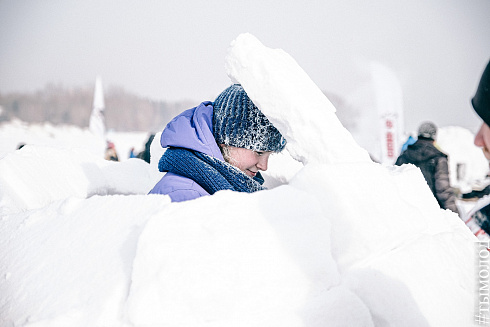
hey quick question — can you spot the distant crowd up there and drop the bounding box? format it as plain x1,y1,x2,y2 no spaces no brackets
104,134,155,164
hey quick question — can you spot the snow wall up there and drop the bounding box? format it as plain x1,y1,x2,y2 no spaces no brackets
0,33,479,327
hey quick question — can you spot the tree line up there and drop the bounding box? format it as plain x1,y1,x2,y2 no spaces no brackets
0,83,195,132
0,84,357,135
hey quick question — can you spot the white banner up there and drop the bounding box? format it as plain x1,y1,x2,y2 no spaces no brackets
370,62,404,165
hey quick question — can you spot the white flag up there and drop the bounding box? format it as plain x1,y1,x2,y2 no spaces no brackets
89,76,106,139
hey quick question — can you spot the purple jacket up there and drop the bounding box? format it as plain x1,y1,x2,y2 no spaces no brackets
149,101,225,202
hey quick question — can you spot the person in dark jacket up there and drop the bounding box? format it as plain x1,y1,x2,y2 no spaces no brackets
467,60,490,236
395,121,459,214
474,61,490,160
137,134,155,163
149,84,287,202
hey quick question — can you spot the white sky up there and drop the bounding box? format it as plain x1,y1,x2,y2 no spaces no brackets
0,0,489,132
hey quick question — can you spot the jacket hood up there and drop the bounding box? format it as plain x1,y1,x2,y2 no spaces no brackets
402,139,446,163
160,101,224,160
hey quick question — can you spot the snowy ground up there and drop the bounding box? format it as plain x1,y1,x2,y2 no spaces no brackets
0,34,487,327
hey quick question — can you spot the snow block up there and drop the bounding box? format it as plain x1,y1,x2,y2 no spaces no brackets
0,194,171,326
289,161,477,325
225,33,371,165
127,186,345,326
0,145,158,214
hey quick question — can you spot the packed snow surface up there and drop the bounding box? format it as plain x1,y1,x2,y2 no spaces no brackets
0,33,483,326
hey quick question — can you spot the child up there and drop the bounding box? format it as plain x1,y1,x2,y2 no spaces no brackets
149,84,287,202
104,141,119,162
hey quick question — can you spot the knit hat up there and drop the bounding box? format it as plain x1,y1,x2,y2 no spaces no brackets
212,84,286,152
472,61,490,126
418,121,437,140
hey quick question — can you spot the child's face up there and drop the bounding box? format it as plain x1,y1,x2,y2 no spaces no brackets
227,146,272,178
475,122,490,160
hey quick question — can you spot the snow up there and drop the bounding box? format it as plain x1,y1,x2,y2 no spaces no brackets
0,33,484,326
225,33,370,165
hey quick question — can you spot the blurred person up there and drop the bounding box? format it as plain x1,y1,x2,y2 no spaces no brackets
473,60,490,159
129,147,137,158
465,60,490,236
400,135,416,153
137,134,155,163
104,141,119,162
395,121,459,215
149,84,286,202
